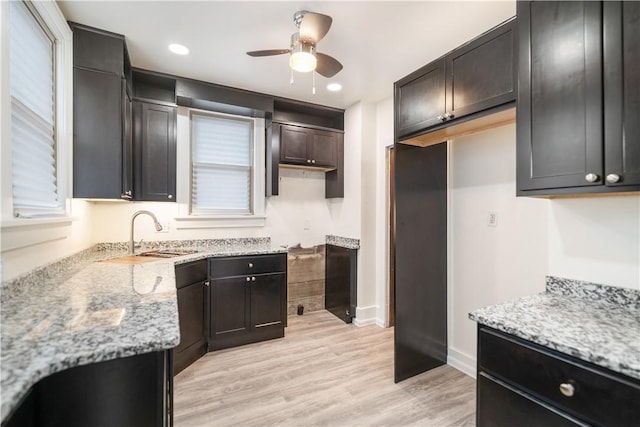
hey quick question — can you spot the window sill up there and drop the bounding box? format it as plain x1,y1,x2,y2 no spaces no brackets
1,217,77,252
173,215,266,229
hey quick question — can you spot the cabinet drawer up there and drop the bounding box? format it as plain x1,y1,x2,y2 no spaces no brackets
478,373,586,427
209,254,286,278
479,327,640,427
175,259,207,289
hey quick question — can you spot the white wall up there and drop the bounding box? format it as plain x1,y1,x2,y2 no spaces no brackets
548,196,640,290
89,168,336,249
448,124,549,376
1,199,95,281
374,97,394,326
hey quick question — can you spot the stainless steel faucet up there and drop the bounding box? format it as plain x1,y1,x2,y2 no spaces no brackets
129,210,163,255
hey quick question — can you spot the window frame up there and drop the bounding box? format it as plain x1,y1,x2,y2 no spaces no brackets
1,0,73,229
174,106,266,229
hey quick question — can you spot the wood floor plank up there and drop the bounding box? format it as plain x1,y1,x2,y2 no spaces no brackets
174,310,476,426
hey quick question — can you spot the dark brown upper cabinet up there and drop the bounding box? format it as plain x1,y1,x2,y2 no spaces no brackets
395,17,516,141
132,101,177,202
395,60,446,138
275,123,344,198
279,123,338,168
517,1,640,196
70,23,133,199
603,1,640,190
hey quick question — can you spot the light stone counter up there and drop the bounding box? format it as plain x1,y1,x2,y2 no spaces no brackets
0,238,286,422
470,276,640,380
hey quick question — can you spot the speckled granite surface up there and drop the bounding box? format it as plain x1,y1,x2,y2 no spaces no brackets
470,276,640,380
0,238,285,421
326,235,360,249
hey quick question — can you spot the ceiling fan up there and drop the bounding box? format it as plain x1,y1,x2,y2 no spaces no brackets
246,10,343,79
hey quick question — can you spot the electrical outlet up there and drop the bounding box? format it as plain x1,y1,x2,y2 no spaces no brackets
157,221,169,233
488,211,498,227
303,220,311,230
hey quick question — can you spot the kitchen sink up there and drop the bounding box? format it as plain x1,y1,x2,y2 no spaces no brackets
137,249,199,258
101,249,198,264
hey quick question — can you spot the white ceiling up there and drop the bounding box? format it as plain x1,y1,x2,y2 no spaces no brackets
57,1,516,109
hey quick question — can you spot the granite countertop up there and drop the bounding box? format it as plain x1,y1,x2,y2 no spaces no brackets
0,238,286,422
470,276,640,380
326,235,360,250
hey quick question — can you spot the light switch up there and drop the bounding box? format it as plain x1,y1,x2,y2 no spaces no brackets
488,212,498,227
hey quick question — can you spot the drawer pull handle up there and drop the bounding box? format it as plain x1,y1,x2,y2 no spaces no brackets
559,383,575,397
606,173,621,184
585,173,599,183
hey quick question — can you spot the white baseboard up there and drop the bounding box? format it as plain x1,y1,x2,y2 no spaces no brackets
447,348,477,379
353,305,378,327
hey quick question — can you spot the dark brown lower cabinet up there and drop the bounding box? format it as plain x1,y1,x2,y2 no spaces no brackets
477,326,640,427
393,142,447,383
325,244,357,323
209,254,287,351
2,351,172,427
173,260,208,375
477,374,586,427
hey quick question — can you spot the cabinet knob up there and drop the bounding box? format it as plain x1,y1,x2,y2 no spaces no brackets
606,174,621,184
307,159,312,163
167,194,173,199
311,160,316,164
251,276,256,281
248,262,253,268
444,112,454,120
585,173,599,183
437,115,445,122
246,277,250,282
559,382,575,397
204,281,210,287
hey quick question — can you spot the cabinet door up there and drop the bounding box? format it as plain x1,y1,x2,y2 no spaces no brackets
250,274,286,330
73,68,123,198
122,81,133,199
604,1,640,188
309,129,338,167
395,59,446,138
72,25,125,76
446,18,515,120
280,124,310,165
133,102,177,201
174,280,207,375
517,1,603,192
210,277,250,341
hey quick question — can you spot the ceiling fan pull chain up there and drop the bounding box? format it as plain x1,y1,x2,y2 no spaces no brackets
312,70,316,95
290,68,294,85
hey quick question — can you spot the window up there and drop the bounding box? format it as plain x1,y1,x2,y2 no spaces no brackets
4,0,71,219
189,111,264,217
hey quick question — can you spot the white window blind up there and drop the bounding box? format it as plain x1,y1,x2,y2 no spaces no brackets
191,113,254,215
10,1,61,218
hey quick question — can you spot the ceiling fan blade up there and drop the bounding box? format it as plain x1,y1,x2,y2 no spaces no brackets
299,12,332,43
315,52,343,78
246,49,291,57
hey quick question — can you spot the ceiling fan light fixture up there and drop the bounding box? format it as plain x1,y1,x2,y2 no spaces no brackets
289,42,316,73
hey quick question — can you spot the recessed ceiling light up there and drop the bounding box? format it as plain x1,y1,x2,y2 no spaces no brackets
327,82,343,92
168,43,189,55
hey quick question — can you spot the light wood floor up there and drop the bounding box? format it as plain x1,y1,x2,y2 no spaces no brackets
174,310,476,427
